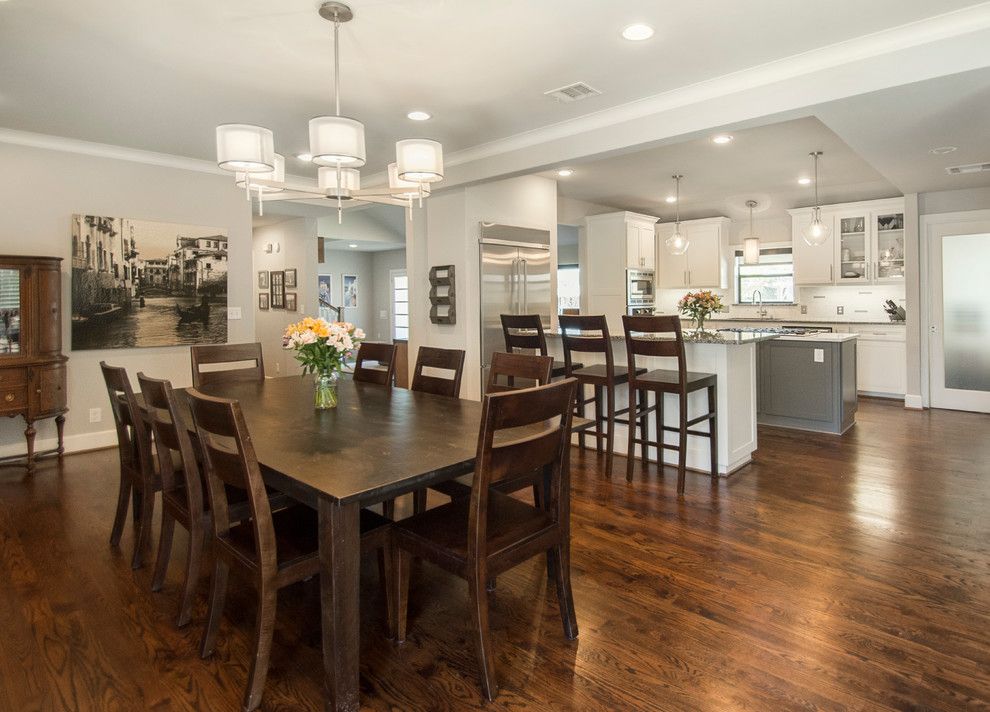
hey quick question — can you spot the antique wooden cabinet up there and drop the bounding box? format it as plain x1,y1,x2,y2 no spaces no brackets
0,256,68,472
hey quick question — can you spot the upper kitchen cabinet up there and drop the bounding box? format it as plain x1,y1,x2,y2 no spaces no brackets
655,217,731,289
789,197,904,286
584,211,659,327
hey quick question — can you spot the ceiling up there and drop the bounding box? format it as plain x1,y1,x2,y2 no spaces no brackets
1,0,984,180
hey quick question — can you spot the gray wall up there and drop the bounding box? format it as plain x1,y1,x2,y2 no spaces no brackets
0,141,254,457
370,249,407,342
319,247,374,335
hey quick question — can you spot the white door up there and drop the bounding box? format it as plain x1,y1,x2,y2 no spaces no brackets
390,269,409,341
685,223,721,287
928,218,990,412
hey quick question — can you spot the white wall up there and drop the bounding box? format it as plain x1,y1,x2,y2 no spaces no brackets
253,218,318,377
0,141,254,457
370,249,406,342
317,205,405,249
318,246,374,335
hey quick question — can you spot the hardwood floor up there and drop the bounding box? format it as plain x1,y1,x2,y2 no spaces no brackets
1,398,988,711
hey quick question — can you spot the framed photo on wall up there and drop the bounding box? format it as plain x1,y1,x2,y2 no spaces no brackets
270,270,285,309
342,274,358,308
285,268,297,288
318,274,333,306
285,292,297,312
258,293,269,310
258,270,269,289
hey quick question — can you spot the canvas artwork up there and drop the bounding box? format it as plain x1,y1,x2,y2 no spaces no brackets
71,214,228,350
318,274,333,306
343,274,358,308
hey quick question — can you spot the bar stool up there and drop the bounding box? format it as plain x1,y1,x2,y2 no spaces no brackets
621,315,718,493
558,315,645,478
500,314,581,379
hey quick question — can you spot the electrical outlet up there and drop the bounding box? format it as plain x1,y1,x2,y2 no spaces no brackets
800,305,808,314
227,306,242,320
814,348,824,363
836,306,844,315
89,408,102,423
275,361,281,374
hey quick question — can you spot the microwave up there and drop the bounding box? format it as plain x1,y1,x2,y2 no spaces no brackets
626,269,655,306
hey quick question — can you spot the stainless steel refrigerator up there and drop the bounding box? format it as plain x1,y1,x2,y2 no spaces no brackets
479,223,552,383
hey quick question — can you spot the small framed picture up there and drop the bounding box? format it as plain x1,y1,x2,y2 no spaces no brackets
342,273,358,308
258,293,269,310
285,292,297,312
318,274,333,306
258,271,269,289
270,270,285,309
285,268,297,288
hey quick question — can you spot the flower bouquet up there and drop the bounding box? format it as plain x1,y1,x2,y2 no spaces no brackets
283,317,365,409
677,290,724,334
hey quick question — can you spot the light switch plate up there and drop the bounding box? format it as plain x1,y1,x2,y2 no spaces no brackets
800,305,807,314
227,307,242,320
379,310,388,319
836,306,844,315
89,408,102,423
814,348,824,363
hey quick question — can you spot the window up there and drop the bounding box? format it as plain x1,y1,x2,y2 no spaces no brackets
557,265,580,313
735,248,794,304
391,270,408,341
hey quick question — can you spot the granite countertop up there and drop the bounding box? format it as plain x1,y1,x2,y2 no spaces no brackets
773,332,858,343
693,316,904,327
548,330,779,346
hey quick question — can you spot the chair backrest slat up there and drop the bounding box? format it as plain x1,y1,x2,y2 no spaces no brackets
622,315,687,385
190,343,265,389
100,362,152,477
501,314,550,355
558,314,614,374
411,346,465,398
353,342,397,387
486,351,553,394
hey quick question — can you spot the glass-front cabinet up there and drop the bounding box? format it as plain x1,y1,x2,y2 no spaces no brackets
833,204,905,285
873,212,905,282
836,212,869,283
0,268,21,355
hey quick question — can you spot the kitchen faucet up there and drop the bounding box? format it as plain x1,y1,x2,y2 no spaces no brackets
753,290,768,318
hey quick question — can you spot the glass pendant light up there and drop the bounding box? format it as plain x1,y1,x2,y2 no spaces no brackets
310,3,367,168
665,174,689,255
743,200,760,265
802,151,831,246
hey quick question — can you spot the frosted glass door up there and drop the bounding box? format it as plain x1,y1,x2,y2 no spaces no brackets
930,226,990,413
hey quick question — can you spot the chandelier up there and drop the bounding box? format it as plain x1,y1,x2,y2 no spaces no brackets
214,2,443,221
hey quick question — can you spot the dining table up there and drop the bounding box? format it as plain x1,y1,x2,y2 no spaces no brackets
174,374,487,712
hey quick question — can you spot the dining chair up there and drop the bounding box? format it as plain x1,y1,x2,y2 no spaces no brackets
353,341,397,387
500,313,581,379
190,342,265,389
101,362,159,570
621,315,718,492
391,377,579,701
187,388,393,712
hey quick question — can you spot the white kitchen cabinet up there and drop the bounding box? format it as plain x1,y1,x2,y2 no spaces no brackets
584,211,659,331
655,217,731,289
790,211,836,285
625,223,656,269
856,327,906,397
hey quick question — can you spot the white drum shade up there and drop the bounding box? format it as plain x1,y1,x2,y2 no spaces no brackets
235,153,285,192
388,162,431,199
309,116,366,167
743,236,761,265
318,167,361,197
396,139,444,182
216,124,275,172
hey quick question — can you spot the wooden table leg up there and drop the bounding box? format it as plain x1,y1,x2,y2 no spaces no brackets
319,497,361,712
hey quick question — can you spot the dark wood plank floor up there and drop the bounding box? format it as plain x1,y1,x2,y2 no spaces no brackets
1,398,988,711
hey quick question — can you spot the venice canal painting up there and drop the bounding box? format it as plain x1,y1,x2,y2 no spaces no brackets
71,215,228,350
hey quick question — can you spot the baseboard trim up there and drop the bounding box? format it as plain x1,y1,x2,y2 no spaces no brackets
904,394,924,410
0,429,118,460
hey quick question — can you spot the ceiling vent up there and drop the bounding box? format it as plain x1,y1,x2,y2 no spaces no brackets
544,82,602,103
945,162,990,175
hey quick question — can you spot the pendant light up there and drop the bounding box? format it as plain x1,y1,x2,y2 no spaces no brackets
215,124,274,173
235,154,285,193
665,174,689,255
396,139,444,183
743,200,760,265
802,151,831,246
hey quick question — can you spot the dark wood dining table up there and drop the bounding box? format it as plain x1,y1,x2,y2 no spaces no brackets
176,375,486,712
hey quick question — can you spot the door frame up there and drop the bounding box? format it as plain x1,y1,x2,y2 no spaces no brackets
389,268,407,342
920,209,990,411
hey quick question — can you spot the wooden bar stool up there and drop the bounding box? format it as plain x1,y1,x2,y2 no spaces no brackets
500,314,581,379
621,315,718,493
558,315,645,478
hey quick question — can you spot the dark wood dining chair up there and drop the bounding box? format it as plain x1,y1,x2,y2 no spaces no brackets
621,315,718,493
500,314,581,379
101,362,159,570
187,388,393,712
392,378,579,701
353,341,397,387
190,342,265,389
558,314,646,478
410,346,465,398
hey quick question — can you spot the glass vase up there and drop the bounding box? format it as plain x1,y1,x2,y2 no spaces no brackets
314,370,339,410
693,314,707,333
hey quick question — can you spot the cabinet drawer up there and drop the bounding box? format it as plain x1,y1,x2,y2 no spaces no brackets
0,368,28,387
0,385,28,413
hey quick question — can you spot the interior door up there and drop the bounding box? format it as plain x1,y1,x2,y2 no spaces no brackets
518,246,552,327
480,243,520,375
928,220,990,412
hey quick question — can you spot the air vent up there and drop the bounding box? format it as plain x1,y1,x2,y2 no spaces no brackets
544,82,602,103
945,162,990,175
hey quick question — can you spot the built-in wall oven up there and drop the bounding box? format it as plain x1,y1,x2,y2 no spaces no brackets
626,268,655,314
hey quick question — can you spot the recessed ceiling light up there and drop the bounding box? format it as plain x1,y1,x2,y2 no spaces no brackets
348,243,358,248
711,134,734,145
296,153,313,162
929,146,958,155
665,195,677,204
407,110,431,121
557,169,574,177
622,23,654,41
798,177,812,185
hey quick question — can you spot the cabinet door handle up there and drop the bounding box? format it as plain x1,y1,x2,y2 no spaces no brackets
829,264,833,282
4,393,14,403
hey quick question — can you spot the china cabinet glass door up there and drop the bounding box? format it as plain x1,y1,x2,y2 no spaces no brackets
837,214,869,283
874,212,905,282
0,268,21,355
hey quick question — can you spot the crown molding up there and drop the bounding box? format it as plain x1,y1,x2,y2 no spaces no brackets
442,3,990,169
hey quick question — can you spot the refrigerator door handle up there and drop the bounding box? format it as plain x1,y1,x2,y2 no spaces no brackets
521,258,528,313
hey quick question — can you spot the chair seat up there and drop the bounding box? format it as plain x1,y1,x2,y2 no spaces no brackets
569,363,647,384
551,360,582,378
634,368,717,391
393,490,556,576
